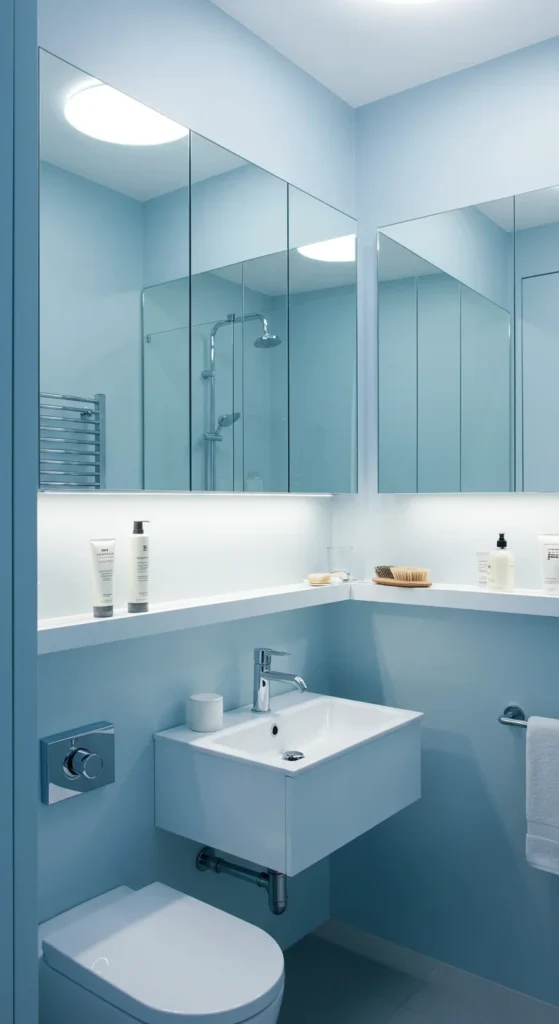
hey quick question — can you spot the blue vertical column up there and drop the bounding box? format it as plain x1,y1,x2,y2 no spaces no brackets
0,0,15,1014
13,0,38,1022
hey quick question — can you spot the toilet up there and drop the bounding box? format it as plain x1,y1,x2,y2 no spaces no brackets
39,882,285,1024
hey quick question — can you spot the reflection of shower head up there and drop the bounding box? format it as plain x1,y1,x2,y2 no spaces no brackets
217,412,240,432
254,331,282,349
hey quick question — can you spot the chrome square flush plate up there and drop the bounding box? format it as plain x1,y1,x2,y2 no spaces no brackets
40,721,115,805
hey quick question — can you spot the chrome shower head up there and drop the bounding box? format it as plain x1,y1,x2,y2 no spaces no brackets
217,412,240,431
254,332,282,349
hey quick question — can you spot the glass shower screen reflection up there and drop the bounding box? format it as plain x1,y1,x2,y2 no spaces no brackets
189,133,289,492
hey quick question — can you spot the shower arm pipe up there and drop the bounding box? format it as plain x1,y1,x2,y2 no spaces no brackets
208,313,270,380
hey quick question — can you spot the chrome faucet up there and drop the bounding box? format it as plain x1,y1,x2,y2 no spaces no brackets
252,648,307,714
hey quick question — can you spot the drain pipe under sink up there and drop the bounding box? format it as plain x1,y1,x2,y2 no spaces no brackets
196,846,288,915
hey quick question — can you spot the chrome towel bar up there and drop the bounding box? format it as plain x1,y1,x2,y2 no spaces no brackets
499,705,527,728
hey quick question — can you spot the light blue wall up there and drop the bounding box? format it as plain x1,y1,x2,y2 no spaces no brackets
338,34,559,1006
40,162,144,489
38,606,334,946
39,0,355,216
330,602,559,1005
357,37,559,234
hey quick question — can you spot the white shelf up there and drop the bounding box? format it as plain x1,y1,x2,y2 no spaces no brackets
351,581,559,618
38,582,351,655
38,579,559,655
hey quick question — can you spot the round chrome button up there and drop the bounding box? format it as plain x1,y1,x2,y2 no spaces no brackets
65,748,104,780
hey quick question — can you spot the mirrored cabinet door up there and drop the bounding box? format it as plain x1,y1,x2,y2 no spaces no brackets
378,197,514,493
40,50,190,491
190,133,288,493
39,51,358,494
515,186,559,492
288,188,357,493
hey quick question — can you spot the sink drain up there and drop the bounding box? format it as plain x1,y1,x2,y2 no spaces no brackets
283,750,305,762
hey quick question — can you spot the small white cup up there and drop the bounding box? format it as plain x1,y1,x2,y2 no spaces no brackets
188,693,224,733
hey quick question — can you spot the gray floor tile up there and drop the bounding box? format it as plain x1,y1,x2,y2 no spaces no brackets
278,935,559,1024
384,1011,426,1024
404,964,559,1024
278,936,424,1024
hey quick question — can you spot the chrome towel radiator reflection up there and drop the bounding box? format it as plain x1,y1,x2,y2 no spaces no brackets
40,393,106,490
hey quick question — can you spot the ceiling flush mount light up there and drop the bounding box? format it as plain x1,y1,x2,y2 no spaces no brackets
64,84,189,146
298,234,356,263
377,0,441,5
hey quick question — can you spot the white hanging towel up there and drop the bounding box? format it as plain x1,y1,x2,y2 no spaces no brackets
526,716,559,875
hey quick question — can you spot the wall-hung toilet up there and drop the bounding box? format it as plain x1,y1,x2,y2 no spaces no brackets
39,883,285,1024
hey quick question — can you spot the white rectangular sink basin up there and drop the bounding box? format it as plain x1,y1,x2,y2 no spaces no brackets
155,693,422,875
199,695,417,771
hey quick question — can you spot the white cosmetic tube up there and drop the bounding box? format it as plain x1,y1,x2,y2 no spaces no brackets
90,539,116,617
538,535,559,594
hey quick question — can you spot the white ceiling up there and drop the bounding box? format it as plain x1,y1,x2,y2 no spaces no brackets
210,0,559,108
40,51,245,201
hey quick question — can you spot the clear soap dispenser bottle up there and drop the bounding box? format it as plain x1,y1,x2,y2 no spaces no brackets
487,533,515,593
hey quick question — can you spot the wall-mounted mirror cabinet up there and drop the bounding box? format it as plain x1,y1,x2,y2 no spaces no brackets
378,187,559,493
39,50,357,493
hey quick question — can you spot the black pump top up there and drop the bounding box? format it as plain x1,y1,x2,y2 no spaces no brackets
497,533,507,549
133,520,149,534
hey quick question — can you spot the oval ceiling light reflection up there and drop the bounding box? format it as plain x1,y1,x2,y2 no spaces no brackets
297,234,357,263
64,84,189,146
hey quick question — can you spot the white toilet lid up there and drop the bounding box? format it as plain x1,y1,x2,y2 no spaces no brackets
42,883,284,1024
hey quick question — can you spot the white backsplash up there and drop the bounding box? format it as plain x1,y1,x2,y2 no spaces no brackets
38,492,333,619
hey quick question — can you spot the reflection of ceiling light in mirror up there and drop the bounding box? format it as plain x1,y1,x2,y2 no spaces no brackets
64,85,189,146
297,234,356,262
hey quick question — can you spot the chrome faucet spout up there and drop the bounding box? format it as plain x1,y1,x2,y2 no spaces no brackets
252,649,308,714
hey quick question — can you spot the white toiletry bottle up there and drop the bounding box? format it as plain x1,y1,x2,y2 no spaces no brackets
128,520,150,613
487,533,515,592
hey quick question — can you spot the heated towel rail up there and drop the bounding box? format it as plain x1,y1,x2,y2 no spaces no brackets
40,392,106,490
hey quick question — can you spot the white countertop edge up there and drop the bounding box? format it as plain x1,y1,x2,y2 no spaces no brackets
351,580,559,616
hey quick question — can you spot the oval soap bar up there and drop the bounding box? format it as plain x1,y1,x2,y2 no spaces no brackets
308,572,331,586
